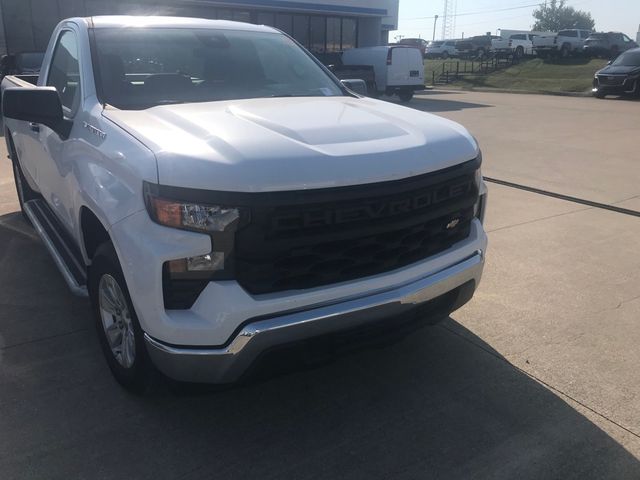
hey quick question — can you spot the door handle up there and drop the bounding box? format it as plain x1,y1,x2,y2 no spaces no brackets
29,122,40,133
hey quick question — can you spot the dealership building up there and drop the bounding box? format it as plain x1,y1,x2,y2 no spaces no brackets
0,0,398,55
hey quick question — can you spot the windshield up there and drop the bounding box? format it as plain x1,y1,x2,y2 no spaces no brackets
612,50,640,66
429,42,444,47
93,28,344,110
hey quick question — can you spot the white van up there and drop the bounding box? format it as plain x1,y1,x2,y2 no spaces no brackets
341,46,425,101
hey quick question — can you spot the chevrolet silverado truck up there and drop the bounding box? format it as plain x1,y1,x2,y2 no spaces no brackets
456,35,502,59
533,29,592,58
2,16,488,391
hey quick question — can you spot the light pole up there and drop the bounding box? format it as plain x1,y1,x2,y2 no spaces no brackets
432,15,439,42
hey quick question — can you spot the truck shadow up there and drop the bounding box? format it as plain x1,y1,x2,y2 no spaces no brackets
400,96,494,113
1,216,639,479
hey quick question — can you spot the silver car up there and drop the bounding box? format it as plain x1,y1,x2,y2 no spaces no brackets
425,40,458,59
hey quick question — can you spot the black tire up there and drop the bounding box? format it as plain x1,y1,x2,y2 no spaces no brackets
441,51,449,59
515,46,524,58
561,43,571,58
9,139,37,225
398,91,414,102
89,242,157,393
593,90,606,99
476,48,486,60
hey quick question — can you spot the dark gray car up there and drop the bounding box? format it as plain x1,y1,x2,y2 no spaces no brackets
592,47,640,98
584,32,638,58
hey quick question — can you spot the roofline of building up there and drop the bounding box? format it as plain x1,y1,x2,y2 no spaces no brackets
184,0,388,17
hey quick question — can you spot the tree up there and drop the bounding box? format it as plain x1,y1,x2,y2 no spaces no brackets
532,0,595,32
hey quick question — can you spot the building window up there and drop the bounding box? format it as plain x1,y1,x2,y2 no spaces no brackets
256,12,275,27
275,13,293,35
248,13,358,53
293,15,309,49
342,18,357,50
217,9,233,20
309,16,326,54
233,10,251,23
326,17,341,52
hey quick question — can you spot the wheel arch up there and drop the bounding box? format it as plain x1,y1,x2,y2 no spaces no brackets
80,206,112,263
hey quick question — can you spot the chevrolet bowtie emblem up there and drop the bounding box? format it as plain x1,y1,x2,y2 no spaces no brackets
446,218,460,230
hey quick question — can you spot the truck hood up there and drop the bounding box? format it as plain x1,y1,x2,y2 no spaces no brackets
103,96,478,192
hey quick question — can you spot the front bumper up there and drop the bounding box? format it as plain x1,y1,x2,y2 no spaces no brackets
593,77,638,95
144,250,485,383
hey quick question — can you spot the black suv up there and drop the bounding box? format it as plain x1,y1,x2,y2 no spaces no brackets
455,35,501,59
592,47,640,98
584,32,638,58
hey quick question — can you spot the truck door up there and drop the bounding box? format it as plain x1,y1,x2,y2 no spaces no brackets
31,28,82,232
8,102,42,188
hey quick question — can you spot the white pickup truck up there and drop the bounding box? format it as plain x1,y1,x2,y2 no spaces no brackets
533,29,593,57
2,16,487,391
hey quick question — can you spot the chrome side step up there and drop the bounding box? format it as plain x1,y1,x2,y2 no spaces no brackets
23,199,88,297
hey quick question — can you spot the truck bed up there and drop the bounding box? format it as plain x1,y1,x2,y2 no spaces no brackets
2,74,39,89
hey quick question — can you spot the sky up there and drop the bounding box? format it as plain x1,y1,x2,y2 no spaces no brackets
391,0,640,41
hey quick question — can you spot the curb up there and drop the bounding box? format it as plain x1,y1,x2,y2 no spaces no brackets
424,86,592,98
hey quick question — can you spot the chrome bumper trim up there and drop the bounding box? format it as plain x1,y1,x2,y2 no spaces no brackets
145,251,484,383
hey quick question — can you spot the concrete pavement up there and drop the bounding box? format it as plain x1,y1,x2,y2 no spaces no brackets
411,90,640,205
1,92,640,478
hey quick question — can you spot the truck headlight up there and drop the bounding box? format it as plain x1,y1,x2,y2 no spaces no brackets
148,197,240,232
144,184,247,308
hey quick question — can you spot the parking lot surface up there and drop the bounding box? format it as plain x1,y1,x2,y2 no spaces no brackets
1,91,640,479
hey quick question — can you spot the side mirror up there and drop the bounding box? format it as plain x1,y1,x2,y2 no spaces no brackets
2,87,72,139
340,79,368,96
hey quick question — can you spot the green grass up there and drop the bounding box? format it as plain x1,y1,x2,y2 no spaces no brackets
425,58,608,94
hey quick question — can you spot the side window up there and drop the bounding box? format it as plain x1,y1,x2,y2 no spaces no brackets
47,30,81,114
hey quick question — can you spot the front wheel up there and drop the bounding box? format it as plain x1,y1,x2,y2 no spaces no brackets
89,242,157,393
593,90,606,99
398,91,414,102
441,51,449,59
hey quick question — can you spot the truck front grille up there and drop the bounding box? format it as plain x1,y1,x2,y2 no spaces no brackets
597,75,625,86
234,158,480,295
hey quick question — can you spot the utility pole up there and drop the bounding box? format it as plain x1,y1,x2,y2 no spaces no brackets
432,15,439,42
